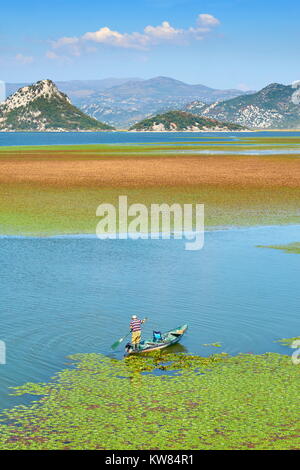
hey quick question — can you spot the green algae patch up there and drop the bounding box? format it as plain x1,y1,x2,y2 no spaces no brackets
0,133,300,236
258,242,300,254
276,337,300,346
1,183,300,236
1,134,300,235
0,352,299,450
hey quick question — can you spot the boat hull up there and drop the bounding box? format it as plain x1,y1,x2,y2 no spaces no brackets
125,324,188,355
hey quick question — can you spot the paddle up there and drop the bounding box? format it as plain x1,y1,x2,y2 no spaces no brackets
111,332,131,350
111,317,148,350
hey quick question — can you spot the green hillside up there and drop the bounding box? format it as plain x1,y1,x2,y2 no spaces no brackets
130,110,245,131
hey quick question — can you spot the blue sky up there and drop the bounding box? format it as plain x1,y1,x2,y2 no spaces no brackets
0,0,299,90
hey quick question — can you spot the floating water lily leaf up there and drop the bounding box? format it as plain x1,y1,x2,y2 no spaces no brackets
0,352,299,450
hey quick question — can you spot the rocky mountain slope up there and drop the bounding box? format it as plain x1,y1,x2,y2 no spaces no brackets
80,77,252,129
5,77,252,129
66,76,251,129
0,80,114,131
186,83,300,129
129,110,246,132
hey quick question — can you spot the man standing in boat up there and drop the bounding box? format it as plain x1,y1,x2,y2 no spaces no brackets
130,315,146,351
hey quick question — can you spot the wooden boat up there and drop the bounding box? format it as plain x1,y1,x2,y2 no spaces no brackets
125,324,188,355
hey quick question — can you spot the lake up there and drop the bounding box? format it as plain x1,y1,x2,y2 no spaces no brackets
1,130,300,147
0,224,299,409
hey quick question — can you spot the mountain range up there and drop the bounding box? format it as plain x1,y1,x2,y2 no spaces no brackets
6,78,143,100
186,83,300,129
6,77,253,129
2,78,299,131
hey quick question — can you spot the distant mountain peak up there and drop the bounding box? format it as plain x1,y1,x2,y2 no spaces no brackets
77,76,251,128
0,79,114,131
149,76,185,84
258,82,288,96
186,82,300,129
261,82,285,90
2,79,71,113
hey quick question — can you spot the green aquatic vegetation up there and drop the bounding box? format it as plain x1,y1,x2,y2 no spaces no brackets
202,342,222,347
124,351,228,373
276,337,300,346
0,137,299,156
1,183,300,236
0,352,299,450
1,134,300,235
258,242,300,254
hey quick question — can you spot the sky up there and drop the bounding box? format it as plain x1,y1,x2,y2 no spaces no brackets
0,0,299,90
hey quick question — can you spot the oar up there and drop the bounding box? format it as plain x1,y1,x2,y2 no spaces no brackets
111,332,131,350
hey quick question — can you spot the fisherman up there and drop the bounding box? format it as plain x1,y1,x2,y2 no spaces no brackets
130,315,146,351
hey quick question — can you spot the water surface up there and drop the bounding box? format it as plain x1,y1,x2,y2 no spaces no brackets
1,130,300,147
0,224,299,409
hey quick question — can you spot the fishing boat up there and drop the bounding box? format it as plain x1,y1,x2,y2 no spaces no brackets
124,324,188,355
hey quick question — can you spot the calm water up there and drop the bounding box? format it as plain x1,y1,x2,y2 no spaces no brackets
0,131,299,409
0,225,299,409
0,130,300,147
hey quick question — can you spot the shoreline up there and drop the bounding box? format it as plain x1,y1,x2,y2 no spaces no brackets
0,222,299,239
0,128,300,135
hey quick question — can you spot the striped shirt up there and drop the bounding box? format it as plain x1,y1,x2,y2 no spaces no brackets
130,318,143,332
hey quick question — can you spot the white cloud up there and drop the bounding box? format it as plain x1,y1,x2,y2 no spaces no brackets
80,22,184,49
144,21,182,40
48,14,220,56
189,14,220,38
15,53,34,65
52,36,79,48
197,14,220,27
82,27,147,49
83,27,124,44
45,50,73,64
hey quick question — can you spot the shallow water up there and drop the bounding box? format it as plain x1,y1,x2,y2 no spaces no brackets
0,130,300,147
161,148,300,156
0,224,299,409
